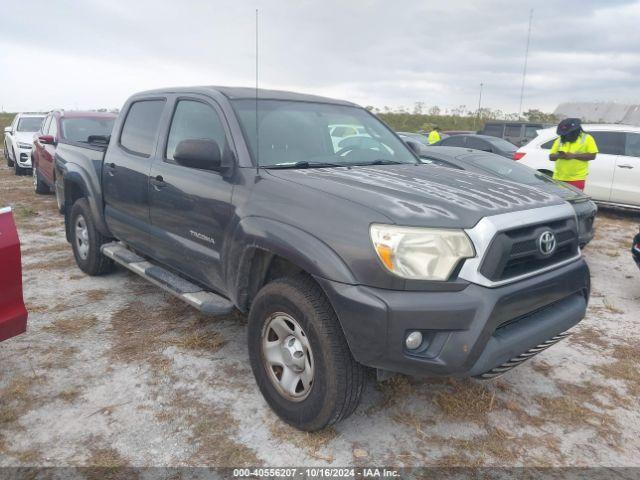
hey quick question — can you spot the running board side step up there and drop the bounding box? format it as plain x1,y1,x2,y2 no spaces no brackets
101,242,234,315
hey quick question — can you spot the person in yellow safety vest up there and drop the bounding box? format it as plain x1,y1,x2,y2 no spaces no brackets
428,126,441,144
549,118,598,191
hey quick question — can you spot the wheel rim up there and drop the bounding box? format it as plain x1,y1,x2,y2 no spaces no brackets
261,312,314,402
74,215,90,260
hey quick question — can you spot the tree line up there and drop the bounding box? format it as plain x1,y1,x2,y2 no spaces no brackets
366,103,558,132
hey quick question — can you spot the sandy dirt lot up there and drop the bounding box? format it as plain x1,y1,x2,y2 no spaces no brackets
1,157,639,468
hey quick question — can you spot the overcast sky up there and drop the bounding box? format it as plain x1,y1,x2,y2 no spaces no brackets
1,0,639,114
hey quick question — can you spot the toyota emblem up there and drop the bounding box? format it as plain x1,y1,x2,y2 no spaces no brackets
538,230,557,256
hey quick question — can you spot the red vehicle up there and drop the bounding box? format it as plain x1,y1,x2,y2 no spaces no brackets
32,110,116,195
0,207,27,342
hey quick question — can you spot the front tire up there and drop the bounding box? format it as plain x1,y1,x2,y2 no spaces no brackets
14,159,26,176
248,275,366,431
69,198,113,275
33,166,50,194
3,142,12,167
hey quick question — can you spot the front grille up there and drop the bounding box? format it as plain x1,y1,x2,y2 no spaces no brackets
479,217,579,282
475,331,570,379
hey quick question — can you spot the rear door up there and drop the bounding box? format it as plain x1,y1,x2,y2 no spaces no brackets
33,116,50,170
466,136,492,152
610,132,640,206
584,131,625,202
148,96,235,291
103,98,167,253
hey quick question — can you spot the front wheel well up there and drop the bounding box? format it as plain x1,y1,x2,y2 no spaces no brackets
237,249,305,313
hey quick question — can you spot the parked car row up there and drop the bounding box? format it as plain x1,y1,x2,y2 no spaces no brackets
400,122,640,210
3,110,116,192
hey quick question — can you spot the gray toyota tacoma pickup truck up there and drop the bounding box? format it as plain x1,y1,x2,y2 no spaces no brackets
55,86,590,431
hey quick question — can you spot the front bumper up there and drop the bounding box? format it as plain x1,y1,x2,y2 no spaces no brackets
317,258,590,378
572,199,597,247
16,147,32,167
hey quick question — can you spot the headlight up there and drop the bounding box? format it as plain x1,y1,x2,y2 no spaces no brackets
18,142,32,149
370,224,475,281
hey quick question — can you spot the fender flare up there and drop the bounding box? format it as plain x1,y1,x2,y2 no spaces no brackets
59,164,111,239
227,216,357,309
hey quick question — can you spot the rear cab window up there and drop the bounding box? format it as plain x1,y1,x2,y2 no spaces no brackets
504,124,522,138
482,124,504,137
120,100,166,156
61,118,115,143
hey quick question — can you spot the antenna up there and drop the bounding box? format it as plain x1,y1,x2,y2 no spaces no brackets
255,8,260,173
518,9,533,120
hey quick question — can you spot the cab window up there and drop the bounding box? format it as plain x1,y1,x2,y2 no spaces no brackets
166,100,228,166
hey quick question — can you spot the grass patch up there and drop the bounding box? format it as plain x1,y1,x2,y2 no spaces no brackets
44,314,98,337
269,421,338,462
434,379,497,421
108,296,230,363
595,341,640,398
602,298,624,314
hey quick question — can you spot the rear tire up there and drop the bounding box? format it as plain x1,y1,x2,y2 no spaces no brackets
33,166,50,194
69,198,113,275
248,274,365,431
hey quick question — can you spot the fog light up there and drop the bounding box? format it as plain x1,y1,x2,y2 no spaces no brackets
405,331,423,350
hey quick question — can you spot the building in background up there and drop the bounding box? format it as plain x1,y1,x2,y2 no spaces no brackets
554,102,640,126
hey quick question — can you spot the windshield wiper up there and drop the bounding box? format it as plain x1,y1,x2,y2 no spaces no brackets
264,161,346,169
351,159,409,166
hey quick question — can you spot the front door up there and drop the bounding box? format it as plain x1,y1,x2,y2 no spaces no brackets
41,116,58,185
103,98,167,253
149,97,235,292
610,132,640,207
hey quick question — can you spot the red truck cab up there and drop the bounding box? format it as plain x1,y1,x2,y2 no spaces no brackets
32,110,116,194
0,207,27,342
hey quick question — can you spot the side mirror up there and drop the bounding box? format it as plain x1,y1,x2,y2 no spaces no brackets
4,126,12,134
403,139,421,155
38,135,55,145
173,139,222,171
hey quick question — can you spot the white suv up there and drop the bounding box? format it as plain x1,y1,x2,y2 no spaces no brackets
516,124,640,209
3,113,46,175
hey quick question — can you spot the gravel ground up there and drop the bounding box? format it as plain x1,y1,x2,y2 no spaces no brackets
1,158,639,468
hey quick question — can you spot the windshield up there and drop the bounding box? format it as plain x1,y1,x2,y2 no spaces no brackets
231,99,417,167
17,117,44,132
61,117,115,143
464,153,543,184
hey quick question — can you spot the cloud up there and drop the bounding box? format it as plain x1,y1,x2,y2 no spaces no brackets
0,0,638,113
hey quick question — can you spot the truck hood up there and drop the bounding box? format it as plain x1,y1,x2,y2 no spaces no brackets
267,164,563,228
526,175,586,203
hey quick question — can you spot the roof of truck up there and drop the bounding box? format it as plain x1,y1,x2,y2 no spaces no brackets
135,86,357,107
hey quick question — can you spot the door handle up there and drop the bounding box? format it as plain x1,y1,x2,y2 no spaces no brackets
617,164,634,169
105,162,116,169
